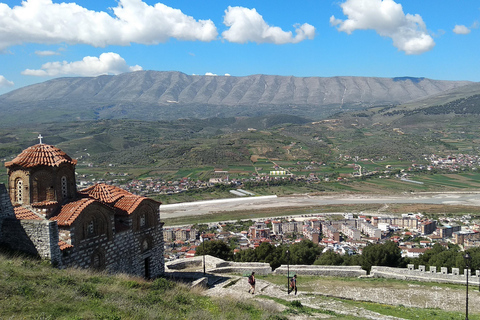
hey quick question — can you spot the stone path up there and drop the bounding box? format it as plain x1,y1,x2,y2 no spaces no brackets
203,275,408,320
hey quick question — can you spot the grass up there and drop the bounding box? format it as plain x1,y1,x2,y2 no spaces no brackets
0,251,285,320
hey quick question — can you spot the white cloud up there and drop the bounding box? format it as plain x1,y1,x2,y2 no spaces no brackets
0,0,218,50
453,22,478,35
222,6,315,44
330,0,435,54
0,75,14,88
35,50,60,56
21,52,142,77
453,25,471,34
205,72,217,76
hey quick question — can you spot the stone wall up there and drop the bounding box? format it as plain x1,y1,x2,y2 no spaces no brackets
62,222,164,278
274,265,367,277
1,219,62,266
167,257,478,285
0,184,15,241
0,183,62,266
370,264,480,285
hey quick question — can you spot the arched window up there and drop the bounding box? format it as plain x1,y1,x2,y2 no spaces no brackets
61,176,68,198
87,219,95,237
91,250,105,270
16,179,23,204
140,214,146,228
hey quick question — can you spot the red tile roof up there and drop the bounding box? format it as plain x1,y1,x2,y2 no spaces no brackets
114,195,147,215
80,183,159,215
50,198,96,226
58,240,73,250
79,183,130,204
31,200,58,207
14,206,43,220
5,144,77,168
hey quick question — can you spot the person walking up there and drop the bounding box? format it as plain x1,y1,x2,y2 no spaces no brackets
247,271,256,294
289,274,297,295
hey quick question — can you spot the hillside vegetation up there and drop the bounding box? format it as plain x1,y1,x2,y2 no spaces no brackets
0,250,285,320
0,71,471,125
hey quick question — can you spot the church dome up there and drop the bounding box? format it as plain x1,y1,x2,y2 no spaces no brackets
5,143,77,168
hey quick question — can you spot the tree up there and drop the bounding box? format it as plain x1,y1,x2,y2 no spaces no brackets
314,250,344,265
195,240,233,260
361,241,402,273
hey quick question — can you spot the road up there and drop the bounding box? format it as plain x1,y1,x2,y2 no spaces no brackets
161,191,480,220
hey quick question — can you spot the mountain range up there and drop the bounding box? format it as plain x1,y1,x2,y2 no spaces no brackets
0,71,473,125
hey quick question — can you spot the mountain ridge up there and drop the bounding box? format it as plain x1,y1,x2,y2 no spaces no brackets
0,70,473,125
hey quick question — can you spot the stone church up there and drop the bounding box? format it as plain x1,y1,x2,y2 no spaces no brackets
0,139,164,278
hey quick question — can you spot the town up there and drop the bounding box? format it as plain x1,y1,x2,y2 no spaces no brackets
163,210,480,262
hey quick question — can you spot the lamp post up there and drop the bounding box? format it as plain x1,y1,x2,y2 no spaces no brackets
465,252,471,320
202,232,206,276
286,249,290,294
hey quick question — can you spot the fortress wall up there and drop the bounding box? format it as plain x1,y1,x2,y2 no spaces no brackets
274,265,367,277
166,257,479,285
371,265,480,285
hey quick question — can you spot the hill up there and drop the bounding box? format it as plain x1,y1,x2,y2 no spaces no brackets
0,71,471,125
0,251,476,319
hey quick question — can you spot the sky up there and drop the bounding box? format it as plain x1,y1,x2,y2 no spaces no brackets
0,0,479,95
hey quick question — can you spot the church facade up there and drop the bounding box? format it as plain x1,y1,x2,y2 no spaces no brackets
0,141,164,278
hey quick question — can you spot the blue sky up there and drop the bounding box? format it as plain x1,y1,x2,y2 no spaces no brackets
0,0,479,95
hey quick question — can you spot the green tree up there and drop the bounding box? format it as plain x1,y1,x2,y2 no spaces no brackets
361,241,402,273
314,250,344,265
195,240,233,260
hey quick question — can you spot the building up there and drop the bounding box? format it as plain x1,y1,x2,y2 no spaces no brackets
420,220,437,235
0,141,164,278
249,221,271,239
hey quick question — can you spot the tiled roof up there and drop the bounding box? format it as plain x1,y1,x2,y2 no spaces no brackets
31,200,58,207
114,195,147,215
79,183,130,204
51,198,96,226
5,143,77,168
58,240,73,250
14,206,43,220
80,183,160,215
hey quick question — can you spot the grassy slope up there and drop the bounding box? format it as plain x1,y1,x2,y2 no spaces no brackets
2,250,478,319
0,251,283,320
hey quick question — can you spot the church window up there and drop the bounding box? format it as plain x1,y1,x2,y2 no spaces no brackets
91,251,105,270
143,239,149,251
140,214,146,228
87,220,95,237
16,179,23,204
61,176,68,198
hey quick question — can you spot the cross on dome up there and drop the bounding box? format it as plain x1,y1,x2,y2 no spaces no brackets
38,134,43,144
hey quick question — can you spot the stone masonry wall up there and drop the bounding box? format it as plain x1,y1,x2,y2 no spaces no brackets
167,257,478,285
62,222,164,277
371,264,480,285
0,183,62,266
0,183,15,241
1,219,62,266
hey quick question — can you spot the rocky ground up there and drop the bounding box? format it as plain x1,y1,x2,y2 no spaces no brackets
201,274,480,320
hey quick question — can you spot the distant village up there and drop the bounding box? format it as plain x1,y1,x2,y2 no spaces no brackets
75,153,480,196
163,211,479,262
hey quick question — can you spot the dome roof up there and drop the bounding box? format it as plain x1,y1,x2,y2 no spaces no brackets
79,183,130,204
5,143,77,168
